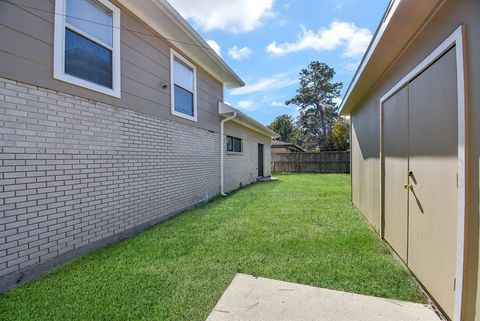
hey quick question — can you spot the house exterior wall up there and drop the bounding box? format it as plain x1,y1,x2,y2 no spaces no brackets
0,1,274,291
0,0,223,132
0,77,220,286
224,122,272,193
349,0,480,319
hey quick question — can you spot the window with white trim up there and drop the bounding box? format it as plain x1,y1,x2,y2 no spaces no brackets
227,136,242,153
170,49,197,121
54,0,121,97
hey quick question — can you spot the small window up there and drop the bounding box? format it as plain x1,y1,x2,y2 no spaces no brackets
171,49,197,121
54,0,121,97
227,136,242,153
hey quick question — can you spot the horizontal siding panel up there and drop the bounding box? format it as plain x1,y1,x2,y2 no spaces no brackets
121,75,170,107
121,28,170,72
198,71,223,95
4,0,54,22
0,25,52,67
119,5,171,58
0,0,224,133
121,44,169,81
0,2,53,44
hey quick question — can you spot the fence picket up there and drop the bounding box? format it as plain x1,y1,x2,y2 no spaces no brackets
271,151,350,173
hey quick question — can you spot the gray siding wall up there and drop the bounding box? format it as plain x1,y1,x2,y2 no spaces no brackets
224,122,272,193
348,0,480,319
0,0,223,132
0,78,220,284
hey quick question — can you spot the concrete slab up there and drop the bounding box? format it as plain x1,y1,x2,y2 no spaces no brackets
206,274,442,321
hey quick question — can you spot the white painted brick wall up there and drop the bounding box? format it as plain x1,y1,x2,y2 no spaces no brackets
224,122,272,192
0,78,220,277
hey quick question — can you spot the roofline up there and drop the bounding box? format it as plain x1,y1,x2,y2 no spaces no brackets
339,0,445,115
219,102,279,138
271,143,305,152
117,0,245,89
339,0,398,115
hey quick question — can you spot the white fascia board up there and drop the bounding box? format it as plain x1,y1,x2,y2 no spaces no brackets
219,102,278,139
117,0,244,88
339,0,444,115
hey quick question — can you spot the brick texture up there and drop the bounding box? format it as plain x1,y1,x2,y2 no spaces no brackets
0,78,220,278
224,122,272,192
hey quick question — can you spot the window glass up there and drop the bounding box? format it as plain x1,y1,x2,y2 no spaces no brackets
173,58,194,92
227,136,233,151
174,85,194,116
65,29,113,88
233,138,242,152
66,0,113,46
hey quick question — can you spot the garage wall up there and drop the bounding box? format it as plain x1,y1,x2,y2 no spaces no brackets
349,0,480,319
224,122,272,193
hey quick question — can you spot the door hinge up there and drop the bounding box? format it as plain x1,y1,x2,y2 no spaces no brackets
454,277,456,291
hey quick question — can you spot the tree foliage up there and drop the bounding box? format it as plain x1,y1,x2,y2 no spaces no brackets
285,61,343,151
330,117,350,151
268,114,297,143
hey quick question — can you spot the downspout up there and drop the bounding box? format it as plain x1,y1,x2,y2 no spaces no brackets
220,112,237,196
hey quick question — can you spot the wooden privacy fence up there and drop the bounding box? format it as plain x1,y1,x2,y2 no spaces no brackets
272,151,350,173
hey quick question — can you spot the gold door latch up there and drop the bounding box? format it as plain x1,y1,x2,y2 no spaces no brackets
404,184,413,191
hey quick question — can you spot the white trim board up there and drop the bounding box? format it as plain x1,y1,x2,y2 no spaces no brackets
170,48,198,122
378,25,467,321
53,0,121,98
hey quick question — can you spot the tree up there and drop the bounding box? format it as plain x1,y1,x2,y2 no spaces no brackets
268,114,297,143
330,117,350,151
286,61,342,151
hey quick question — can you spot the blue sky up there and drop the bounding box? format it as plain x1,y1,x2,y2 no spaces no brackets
169,0,389,125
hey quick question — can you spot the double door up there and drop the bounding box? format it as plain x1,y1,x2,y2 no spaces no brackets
383,48,458,319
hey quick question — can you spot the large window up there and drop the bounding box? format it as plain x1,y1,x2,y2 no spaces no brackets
54,0,121,97
227,136,242,153
171,49,197,121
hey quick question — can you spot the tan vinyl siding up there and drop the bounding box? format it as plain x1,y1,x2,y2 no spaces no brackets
0,0,223,132
348,0,480,319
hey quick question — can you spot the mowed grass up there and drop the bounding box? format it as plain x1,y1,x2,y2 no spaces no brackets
0,173,424,321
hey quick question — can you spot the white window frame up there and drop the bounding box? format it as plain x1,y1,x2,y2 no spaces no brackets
53,0,121,98
226,135,243,154
170,48,197,122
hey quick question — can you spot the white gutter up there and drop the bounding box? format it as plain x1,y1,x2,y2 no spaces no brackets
220,112,237,196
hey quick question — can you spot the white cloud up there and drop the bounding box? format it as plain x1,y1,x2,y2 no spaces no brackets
206,40,222,57
237,100,256,111
333,97,343,106
344,60,361,72
266,21,372,57
230,72,297,96
271,100,287,107
169,0,275,33
228,46,252,60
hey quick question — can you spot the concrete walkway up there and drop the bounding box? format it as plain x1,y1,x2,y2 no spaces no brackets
206,274,442,321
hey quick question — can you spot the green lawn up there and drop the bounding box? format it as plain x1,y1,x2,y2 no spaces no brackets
0,173,424,321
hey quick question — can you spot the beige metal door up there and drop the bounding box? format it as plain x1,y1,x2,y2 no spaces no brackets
407,48,458,319
383,86,409,262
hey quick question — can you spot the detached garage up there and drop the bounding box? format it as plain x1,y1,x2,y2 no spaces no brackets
340,0,479,320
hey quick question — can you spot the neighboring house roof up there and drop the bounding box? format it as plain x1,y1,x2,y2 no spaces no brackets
339,0,445,115
219,102,279,138
117,0,244,88
271,141,305,152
